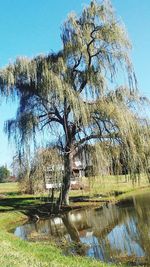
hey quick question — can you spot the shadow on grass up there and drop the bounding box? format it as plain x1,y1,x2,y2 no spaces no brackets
5,192,21,196
0,190,125,218
69,190,124,202
0,195,105,218
0,196,50,214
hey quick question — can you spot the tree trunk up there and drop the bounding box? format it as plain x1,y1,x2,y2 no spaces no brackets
62,213,86,256
58,151,72,207
28,172,34,194
62,213,80,243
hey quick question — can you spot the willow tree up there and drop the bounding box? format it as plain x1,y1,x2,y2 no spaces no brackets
0,0,147,205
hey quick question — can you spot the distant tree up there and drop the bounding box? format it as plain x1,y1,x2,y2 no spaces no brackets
0,0,148,206
0,165,10,182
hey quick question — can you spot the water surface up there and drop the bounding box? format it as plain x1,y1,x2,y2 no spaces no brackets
14,192,150,265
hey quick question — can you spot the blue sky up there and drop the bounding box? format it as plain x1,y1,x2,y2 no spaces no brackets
0,0,149,168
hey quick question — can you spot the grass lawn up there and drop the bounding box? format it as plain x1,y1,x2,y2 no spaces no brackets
69,174,150,202
0,182,19,194
0,177,149,267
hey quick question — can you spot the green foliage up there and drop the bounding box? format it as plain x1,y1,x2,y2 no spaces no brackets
0,165,10,183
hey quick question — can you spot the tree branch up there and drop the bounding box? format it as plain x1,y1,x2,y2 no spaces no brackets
74,132,119,147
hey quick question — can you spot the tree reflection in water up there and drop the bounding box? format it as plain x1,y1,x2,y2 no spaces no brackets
62,213,87,256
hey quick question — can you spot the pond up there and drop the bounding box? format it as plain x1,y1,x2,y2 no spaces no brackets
14,192,150,265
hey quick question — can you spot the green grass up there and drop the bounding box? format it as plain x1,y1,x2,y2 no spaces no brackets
0,178,149,267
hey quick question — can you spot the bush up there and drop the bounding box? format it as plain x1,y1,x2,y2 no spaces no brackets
0,165,10,183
